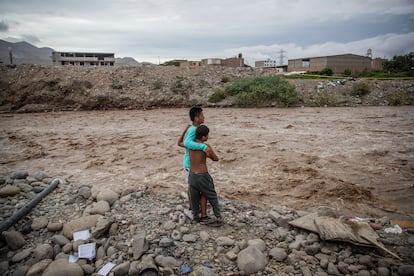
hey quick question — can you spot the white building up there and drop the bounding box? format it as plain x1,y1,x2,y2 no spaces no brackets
255,59,277,68
52,52,115,66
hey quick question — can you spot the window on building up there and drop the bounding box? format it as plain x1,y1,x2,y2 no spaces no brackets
302,59,310,68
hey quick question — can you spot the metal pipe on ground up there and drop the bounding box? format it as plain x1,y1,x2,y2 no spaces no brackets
0,178,62,234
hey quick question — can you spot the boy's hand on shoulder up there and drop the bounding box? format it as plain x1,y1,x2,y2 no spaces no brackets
205,144,219,161
178,124,192,148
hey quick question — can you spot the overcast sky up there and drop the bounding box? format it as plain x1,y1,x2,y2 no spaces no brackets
1,0,413,65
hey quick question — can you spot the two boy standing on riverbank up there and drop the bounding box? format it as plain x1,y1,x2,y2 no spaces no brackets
177,107,223,226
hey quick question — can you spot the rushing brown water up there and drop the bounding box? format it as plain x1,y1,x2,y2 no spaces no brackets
1,107,413,220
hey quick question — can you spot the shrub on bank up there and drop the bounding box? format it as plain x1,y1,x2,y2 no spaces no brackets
208,88,227,103
170,76,192,95
350,82,370,97
111,79,122,90
209,75,300,107
313,91,338,107
152,79,163,90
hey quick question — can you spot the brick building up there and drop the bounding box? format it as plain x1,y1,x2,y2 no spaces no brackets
200,54,244,67
222,56,244,67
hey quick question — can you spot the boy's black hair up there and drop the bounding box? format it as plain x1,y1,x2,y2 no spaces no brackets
189,106,203,122
196,125,209,140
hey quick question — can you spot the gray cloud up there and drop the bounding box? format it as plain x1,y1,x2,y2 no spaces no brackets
0,0,413,63
0,20,9,32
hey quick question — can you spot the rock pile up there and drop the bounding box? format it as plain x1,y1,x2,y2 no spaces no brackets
0,170,414,275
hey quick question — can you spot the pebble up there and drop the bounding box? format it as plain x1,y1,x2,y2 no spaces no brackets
269,247,288,262
399,265,414,276
11,249,31,263
327,262,341,276
47,221,63,232
31,216,49,230
50,235,70,246
377,267,390,276
11,170,29,179
26,259,53,276
0,185,21,197
42,259,84,276
33,244,53,261
237,246,267,275
0,169,413,276
3,230,26,250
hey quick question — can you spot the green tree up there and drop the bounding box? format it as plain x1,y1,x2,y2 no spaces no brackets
383,52,414,76
161,60,180,66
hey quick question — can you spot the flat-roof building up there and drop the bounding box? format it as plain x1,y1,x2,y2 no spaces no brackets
288,54,372,74
201,54,244,67
255,59,278,68
52,52,115,66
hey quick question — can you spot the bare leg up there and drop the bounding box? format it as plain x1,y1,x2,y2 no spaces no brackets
187,189,192,210
200,195,207,217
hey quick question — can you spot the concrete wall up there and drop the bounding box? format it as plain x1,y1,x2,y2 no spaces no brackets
288,54,372,73
326,55,371,73
255,61,265,67
222,57,244,67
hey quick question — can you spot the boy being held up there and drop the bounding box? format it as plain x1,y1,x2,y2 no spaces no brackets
177,107,208,221
188,125,223,226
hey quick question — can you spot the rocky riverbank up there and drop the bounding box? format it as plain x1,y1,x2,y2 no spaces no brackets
0,65,413,113
1,170,413,276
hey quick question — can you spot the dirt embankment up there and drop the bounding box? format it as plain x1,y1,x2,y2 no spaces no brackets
0,64,413,113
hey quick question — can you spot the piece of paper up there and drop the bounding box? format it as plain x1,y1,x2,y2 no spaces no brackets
68,255,79,263
97,262,116,276
73,229,90,241
78,242,96,259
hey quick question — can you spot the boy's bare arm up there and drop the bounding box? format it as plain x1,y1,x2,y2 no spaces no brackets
177,124,190,147
205,143,219,161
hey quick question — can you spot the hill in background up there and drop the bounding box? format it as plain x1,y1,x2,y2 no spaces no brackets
0,39,143,66
0,40,54,65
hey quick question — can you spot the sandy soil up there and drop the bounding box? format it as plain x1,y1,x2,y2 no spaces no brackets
1,107,413,220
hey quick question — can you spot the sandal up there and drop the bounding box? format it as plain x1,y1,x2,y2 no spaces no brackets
199,216,215,225
208,217,223,227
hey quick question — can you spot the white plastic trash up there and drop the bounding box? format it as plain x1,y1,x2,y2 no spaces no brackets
384,224,402,234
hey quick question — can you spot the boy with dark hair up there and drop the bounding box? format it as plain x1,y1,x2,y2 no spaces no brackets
188,125,223,226
177,107,209,222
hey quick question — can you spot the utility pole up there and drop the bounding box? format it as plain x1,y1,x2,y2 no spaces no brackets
278,49,286,66
8,47,13,65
